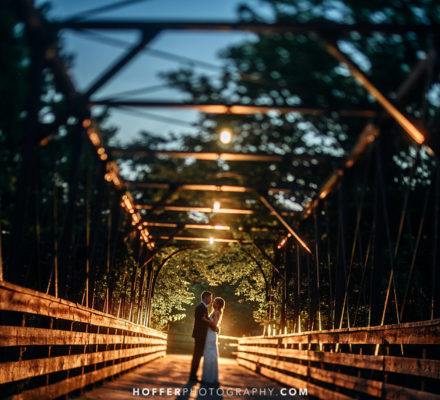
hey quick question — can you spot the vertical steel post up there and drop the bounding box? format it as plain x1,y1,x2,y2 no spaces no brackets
431,160,440,319
324,200,334,329
296,246,302,333
313,207,322,331
0,197,3,281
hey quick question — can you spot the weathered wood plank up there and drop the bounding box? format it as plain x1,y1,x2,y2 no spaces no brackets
238,320,440,346
11,351,165,400
238,352,440,400
0,345,166,384
0,325,166,347
238,319,440,344
0,281,166,338
236,336,279,345
238,345,440,379
73,354,286,400
237,358,352,400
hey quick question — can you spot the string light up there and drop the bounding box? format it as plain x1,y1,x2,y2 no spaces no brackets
219,129,232,144
85,117,156,249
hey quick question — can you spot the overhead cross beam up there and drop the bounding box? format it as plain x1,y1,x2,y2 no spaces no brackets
142,221,284,232
143,222,230,230
56,20,440,35
110,148,343,163
124,180,312,194
157,236,252,244
136,204,296,217
91,100,376,117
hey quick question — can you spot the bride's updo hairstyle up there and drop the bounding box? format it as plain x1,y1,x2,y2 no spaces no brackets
213,297,225,323
214,297,225,311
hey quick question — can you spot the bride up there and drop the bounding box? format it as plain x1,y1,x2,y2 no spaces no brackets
201,297,225,386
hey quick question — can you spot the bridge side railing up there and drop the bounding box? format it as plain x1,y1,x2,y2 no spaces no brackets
237,320,440,400
0,281,167,400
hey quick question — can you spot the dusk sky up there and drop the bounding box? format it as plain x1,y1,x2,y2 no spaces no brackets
39,0,274,145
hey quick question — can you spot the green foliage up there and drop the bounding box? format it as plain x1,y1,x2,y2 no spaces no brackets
149,244,270,333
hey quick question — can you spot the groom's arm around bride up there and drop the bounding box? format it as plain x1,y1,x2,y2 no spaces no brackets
188,291,216,382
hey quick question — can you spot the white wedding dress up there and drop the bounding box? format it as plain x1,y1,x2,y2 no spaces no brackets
202,314,219,384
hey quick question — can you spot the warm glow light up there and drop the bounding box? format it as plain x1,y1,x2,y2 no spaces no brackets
213,201,221,211
219,130,232,144
113,176,121,187
426,145,435,156
88,131,100,146
209,237,214,244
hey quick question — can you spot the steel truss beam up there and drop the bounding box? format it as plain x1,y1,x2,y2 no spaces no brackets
157,236,251,244
124,180,312,194
142,221,280,232
276,51,437,248
110,148,342,163
319,37,426,146
85,32,157,97
136,204,296,217
91,100,376,116
56,20,440,35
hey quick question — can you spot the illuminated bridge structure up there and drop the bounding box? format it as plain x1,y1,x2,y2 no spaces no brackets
1,1,440,399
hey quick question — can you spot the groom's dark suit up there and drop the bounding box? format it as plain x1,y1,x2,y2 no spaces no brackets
189,302,209,380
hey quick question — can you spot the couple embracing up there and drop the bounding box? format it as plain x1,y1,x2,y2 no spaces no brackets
189,291,225,387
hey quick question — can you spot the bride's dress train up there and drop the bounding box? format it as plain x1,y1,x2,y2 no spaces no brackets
202,315,219,384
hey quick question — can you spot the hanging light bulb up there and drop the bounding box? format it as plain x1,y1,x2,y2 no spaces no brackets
209,237,214,245
219,129,232,144
213,201,221,211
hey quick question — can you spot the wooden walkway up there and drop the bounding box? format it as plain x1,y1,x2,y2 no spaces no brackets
70,354,288,400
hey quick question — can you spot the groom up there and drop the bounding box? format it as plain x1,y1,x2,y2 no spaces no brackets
189,291,218,382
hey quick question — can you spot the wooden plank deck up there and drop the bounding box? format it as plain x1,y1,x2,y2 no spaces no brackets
70,354,288,400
